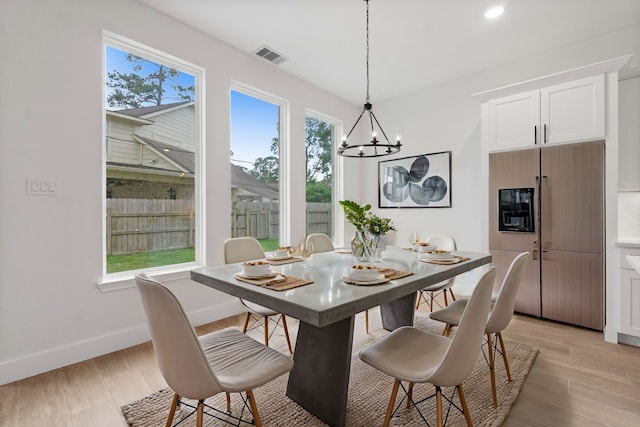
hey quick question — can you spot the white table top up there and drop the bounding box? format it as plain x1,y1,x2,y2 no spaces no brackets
191,246,492,328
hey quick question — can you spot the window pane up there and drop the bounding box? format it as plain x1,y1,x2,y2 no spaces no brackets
305,116,334,238
230,90,281,252
105,44,197,273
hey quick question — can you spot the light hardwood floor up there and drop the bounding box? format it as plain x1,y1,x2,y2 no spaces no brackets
2,305,640,426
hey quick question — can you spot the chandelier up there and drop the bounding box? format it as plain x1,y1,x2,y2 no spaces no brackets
338,0,402,158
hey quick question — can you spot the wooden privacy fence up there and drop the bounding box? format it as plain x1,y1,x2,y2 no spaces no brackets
106,199,194,255
232,200,332,240
107,199,332,255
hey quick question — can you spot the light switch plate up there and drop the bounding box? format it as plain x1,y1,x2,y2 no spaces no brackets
26,178,59,196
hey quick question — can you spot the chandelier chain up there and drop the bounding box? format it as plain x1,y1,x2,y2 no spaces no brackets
366,0,370,103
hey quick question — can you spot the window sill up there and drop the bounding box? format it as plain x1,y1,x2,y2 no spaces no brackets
97,262,204,292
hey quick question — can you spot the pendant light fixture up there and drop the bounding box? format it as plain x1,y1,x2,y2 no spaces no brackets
338,0,401,158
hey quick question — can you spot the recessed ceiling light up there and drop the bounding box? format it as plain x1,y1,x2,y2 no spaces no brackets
485,5,505,19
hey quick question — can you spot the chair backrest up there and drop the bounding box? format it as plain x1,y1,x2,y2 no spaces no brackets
224,236,265,264
135,273,222,399
430,267,496,387
486,252,529,333
426,234,457,252
306,233,335,253
426,235,458,285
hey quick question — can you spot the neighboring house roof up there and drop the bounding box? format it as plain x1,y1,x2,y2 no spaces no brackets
112,101,191,118
135,135,194,174
231,164,279,200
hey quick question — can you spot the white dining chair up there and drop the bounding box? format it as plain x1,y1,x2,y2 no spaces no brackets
224,237,294,354
416,235,458,311
134,273,293,427
359,267,495,427
429,252,529,408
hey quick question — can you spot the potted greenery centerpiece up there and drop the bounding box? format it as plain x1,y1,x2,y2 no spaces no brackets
339,200,396,262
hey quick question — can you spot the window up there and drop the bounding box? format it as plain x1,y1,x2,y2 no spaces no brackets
103,33,203,279
305,112,336,238
230,86,284,252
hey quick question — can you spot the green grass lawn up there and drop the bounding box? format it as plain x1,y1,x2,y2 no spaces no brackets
107,239,279,273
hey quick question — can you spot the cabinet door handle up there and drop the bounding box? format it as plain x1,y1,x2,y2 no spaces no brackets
534,125,538,145
532,240,538,260
543,124,547,144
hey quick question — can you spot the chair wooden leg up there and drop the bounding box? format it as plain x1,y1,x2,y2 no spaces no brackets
281,314,293,354
497,332,512,382
246,389,262,427
487,333,498,408
416,291,423,309
442,323,452,337
225,392,231,412
406,382,414,408
196,400,204,427
443,290,449,306
449,288,456,302
242,312,251,333
263,316,269,347
365,310,369,334
435,385,444,427
457,384,473,427
166,393,180,427
429,291,434,311
383,379,401,427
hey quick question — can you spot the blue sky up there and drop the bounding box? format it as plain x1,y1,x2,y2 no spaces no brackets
230,91,279,168
106,45,278,168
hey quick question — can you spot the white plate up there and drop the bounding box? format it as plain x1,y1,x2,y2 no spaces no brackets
415,245,438,253
349,271,385,282
342,275,390,286
267,255,293,261
236,271,278,279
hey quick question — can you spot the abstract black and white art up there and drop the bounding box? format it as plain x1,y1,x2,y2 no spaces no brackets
378,151,452,208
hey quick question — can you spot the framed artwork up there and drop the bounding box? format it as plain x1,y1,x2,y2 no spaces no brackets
378,151,452,208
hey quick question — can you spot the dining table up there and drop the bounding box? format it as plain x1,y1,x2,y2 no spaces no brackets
190,245,492,427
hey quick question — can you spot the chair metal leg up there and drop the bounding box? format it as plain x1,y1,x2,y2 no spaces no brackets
242,312,251,333
246,389,263,427
281,314,293,354
435,385,444,427
263,316,269,347
457,384,473,427
497,332,512,382
383,379,401,427
365,310,369,334
196,400,204,427
487,333,498,408
166,393,180,427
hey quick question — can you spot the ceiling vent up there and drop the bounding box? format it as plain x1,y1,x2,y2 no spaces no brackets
253,45,288,65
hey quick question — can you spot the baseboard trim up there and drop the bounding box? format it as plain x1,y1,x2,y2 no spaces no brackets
0,301,245,386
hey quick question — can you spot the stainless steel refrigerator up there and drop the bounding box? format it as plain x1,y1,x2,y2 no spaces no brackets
489,140,604,330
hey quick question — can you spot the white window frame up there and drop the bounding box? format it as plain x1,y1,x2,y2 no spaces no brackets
98,31,206,292
230,81,290,245
305,109,343,242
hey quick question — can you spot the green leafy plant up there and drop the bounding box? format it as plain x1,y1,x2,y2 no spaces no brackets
339,200,395,235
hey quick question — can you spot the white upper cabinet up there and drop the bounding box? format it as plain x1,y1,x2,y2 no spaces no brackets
619,77,640,191
487,74,605,152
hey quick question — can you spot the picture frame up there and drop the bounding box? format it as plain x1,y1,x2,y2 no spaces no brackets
378,151,452,208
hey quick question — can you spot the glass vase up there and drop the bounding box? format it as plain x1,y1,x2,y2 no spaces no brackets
351,230,380,264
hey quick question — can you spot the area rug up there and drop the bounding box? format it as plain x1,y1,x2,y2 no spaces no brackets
121,311,537,426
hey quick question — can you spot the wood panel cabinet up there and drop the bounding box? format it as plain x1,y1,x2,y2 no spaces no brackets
487,75,605,152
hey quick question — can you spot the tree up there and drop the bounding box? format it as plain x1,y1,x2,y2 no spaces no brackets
106,53,194,109
250,156,279,182
305,117,332,183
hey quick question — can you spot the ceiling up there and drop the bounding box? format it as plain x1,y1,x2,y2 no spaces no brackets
138,0,640,105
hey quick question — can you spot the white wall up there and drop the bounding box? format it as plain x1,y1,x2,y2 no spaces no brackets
1,0,639,385
0,0,362,385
